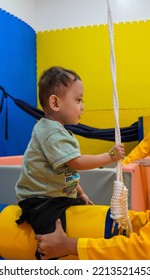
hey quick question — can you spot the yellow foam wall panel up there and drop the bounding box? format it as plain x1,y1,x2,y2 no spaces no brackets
143,115,150,138
36,21,150,155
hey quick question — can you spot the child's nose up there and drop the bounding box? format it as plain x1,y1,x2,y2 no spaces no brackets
81,103,84,110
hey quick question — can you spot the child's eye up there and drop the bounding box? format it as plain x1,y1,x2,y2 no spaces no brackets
77,99,83,103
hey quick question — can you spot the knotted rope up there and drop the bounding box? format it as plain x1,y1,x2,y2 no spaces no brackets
106,0,132,236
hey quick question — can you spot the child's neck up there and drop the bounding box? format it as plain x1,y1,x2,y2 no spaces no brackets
45,113,64,126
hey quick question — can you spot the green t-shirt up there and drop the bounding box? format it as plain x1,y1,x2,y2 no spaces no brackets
15,118,81,201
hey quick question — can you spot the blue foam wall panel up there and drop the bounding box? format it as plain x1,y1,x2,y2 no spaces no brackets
0,9,36,156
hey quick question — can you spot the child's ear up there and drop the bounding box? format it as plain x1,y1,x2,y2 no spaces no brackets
49,95,60,111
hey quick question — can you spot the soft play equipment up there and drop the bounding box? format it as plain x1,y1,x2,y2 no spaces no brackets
0,204,110,260
0,155,23,165
1,204,149,260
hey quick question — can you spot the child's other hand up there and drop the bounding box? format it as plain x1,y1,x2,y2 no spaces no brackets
78,192,94,205
109,143,125,162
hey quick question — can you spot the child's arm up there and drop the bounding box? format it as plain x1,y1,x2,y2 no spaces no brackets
67,144,125,170
77,184,93,205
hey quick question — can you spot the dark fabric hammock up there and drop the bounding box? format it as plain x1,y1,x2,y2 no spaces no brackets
0,86,138,142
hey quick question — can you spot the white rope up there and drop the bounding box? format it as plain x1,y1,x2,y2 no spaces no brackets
106,0,132,236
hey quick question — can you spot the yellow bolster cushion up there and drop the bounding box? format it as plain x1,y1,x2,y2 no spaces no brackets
0,204,109,260
0,205,37,260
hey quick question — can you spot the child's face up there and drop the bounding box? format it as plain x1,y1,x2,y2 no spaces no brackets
58,79,84,125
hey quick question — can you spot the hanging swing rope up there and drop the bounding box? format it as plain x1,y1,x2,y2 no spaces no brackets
106,0,133,236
